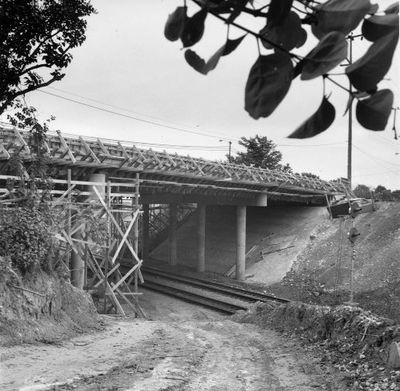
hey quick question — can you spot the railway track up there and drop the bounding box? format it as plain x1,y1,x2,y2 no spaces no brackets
140,265,289,315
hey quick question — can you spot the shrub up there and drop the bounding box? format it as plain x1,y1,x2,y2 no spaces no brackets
0,207,51,274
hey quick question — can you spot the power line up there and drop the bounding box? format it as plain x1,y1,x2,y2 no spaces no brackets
46,86,237,141
278,142,345,147
38,90,233,141
44,129,227,151
353,144,400,168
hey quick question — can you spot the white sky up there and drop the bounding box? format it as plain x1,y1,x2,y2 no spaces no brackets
6,0,400,188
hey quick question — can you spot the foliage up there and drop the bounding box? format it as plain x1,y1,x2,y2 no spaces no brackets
353,184,372,198
374,185,395,201
4,102,54,207
164,0,398,137
0,0,95,114
0,207,52,274
368,184,400,201
230,135,287,169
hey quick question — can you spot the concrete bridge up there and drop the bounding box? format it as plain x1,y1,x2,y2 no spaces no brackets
0,124,347,282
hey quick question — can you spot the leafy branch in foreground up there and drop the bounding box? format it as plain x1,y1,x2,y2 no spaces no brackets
164,0,399,138
0,0,95,115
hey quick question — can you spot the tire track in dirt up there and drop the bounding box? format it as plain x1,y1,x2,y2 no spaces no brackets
1,316,345,390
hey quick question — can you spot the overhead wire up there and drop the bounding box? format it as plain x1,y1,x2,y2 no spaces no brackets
46,86,238,142
37,89,236,141
46,129,228,151
352,144,400,168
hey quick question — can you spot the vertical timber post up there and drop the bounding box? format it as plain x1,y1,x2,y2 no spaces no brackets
67,169,72,280
236,205,246,281
105,179,111,313
133,173,140,293
197,203,206,273
169,203,178,266
142,203,150,262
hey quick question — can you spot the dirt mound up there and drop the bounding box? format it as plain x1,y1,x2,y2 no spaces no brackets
233,301,400,390
0,262,101,346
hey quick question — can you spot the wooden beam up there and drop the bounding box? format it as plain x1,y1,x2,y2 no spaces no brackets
80,136,101,163
56,130,76,163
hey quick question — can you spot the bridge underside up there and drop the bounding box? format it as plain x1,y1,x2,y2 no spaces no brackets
0,126,347,285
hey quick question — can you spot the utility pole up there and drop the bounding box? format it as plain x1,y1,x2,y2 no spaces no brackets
347,34,354,189
220,139,232,162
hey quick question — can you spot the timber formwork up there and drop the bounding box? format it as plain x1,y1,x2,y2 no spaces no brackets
0,125,349,204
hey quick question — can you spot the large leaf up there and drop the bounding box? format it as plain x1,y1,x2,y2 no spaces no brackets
288,96,336,138
362,14,399,41
267,0,293,25
356,89,394,130
385,3,399,14
181,8,207,48
164,6,187,41
184,46,225,75
260,11,307,51
222,35,246,56
184,35,246,75
311,0,372,39
245,53,293,119
346,30,398,91
301,32,348,80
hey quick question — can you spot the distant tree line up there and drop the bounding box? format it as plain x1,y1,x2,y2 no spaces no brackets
354,184,400,201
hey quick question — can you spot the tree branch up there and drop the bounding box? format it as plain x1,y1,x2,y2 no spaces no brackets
0,74,65,115
190,0,302,60
22,63,50,74
29,29,62,58
325,75,351,94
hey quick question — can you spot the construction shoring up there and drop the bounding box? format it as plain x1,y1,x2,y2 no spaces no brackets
0,170,145,317
0,125,349,196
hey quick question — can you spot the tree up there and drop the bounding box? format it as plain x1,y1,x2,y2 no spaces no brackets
0,0,95,114
392,190,400,201
301,172,320,179
353,184,372,198
164,1,398,137
230,135,288,170
374,185,393,201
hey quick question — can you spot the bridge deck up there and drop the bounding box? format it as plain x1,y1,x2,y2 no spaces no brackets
0,125,347,203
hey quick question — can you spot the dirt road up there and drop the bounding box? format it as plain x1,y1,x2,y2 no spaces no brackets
1,313,343,391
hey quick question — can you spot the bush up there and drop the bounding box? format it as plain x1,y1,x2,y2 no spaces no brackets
0,207,51,274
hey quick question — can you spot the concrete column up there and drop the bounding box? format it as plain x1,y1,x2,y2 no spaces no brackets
236,205,246,281
71,243,85,288
89,173,106,200
169,203,178,266
197,204,206,272
142,204,150,261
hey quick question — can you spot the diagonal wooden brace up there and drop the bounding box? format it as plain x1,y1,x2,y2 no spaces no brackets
110,210,139,265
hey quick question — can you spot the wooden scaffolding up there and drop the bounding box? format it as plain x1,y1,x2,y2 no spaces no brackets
0,170,146,317
59,172,145,317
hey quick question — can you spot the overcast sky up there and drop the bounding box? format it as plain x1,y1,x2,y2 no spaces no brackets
5,0,399,188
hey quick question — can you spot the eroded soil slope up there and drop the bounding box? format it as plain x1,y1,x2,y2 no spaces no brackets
271,202,400,320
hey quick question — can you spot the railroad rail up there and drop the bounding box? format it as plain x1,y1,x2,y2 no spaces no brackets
140,265,290,314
